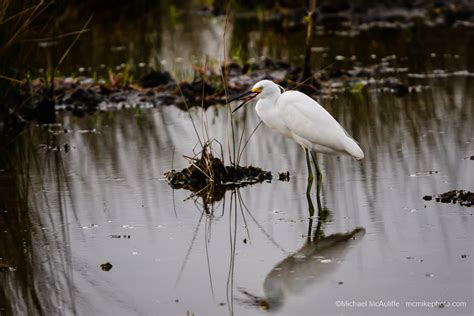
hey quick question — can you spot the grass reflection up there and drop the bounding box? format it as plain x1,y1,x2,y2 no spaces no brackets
174,188,291,316
0,126,77,314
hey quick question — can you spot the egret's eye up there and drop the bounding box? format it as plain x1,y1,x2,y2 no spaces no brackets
251,86,263,93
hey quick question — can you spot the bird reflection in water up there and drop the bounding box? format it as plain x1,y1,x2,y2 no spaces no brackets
239,195,365,312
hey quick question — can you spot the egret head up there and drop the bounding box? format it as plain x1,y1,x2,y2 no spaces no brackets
229,80,283,113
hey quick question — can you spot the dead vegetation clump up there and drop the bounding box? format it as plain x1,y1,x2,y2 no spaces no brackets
165,144,272,204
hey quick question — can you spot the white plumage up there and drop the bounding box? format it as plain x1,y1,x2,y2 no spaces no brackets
248,80,364,160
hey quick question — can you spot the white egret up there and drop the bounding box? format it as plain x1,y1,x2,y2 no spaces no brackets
229,80,364,202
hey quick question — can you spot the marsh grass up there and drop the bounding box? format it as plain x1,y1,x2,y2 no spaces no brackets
165,5,274,205
1,1,94,147
0,1,53,92
0,1,51,137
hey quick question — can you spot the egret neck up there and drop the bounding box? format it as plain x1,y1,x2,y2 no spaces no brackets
254,84,287,133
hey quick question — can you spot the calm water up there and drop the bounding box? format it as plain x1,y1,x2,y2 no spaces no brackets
29,8,473,79
1,9,474,316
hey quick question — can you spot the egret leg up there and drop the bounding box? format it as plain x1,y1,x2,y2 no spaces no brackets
310,151,323,210
305,148,314,198
306,193,315,240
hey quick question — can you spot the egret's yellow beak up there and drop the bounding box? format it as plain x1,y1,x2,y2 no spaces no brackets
228,87,262,113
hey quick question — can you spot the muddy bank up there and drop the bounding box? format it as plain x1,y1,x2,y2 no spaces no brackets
423,190,474,207
165,146,272,205
4,0,474,130
24,55,446,118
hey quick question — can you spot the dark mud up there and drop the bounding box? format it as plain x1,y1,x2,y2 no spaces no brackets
165,146,272,205
423,190,474,207
25,55,438,117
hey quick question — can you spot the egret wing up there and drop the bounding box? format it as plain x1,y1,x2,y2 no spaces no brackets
277,91,349,152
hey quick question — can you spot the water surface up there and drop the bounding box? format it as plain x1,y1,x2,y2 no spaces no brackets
1,9,474,316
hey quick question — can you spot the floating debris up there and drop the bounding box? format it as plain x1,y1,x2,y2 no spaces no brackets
82,224,99,229
422,195,433,201
278,171,290,181
423,190,473,207
409,170,438,177
111,235,131,239
438,190,473,207
77,128,98,134
100,262,113,271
